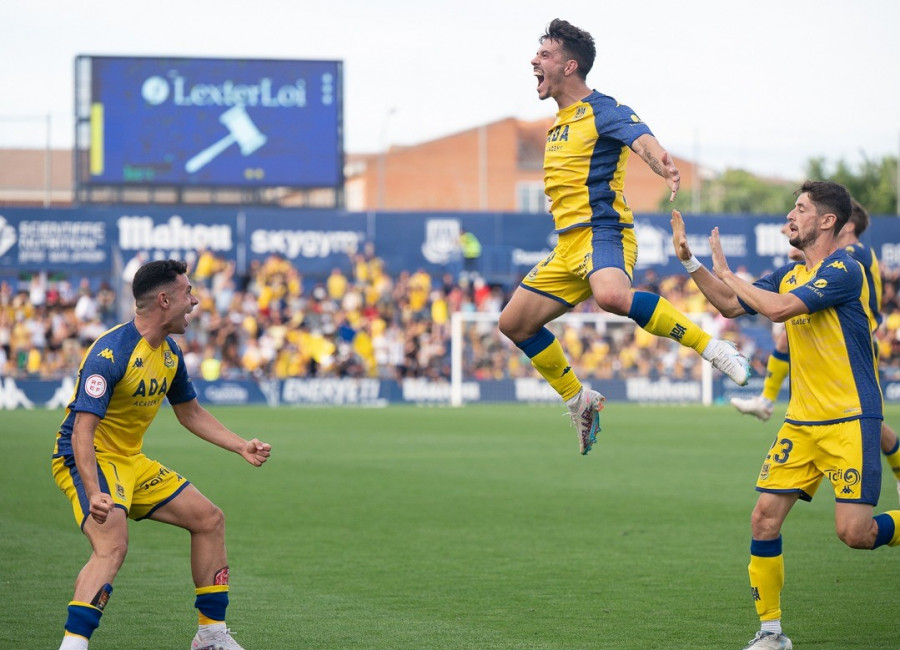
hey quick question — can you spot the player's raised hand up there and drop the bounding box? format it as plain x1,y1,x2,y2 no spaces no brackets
709,227,730,278
89,493,113,524
662,151,680,201
670,210,692,261
240,438,272,467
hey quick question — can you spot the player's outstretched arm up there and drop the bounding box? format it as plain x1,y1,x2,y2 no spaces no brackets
631,133,679,201
709,227,805,322
670,210,746,318
172,398,272,467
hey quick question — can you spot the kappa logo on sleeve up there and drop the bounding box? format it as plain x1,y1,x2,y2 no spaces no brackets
97,348,115,363
84,374,108,398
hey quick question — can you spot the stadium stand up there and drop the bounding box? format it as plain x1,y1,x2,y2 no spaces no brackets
3,256,900,386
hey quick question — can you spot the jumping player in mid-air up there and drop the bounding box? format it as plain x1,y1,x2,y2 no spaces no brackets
498,18,751,456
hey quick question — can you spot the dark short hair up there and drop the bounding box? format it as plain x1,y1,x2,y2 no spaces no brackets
541,18,596,79
132,259,188,300
797,180,851,233
848,198,870,236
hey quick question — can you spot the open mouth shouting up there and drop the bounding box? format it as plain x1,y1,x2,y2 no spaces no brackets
534,69,549,98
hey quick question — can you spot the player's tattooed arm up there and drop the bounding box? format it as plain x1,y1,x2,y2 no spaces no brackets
632,133,680,200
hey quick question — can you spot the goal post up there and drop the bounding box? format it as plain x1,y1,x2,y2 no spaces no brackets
450,310,715,406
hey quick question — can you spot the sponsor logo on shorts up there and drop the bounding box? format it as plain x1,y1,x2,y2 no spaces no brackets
138,466,172,491
827,467,861,495
84,374,107,398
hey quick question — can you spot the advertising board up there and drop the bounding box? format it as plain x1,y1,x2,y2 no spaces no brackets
79,56,342,188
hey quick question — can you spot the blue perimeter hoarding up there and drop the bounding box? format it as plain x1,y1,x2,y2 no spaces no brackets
1,206,899,281
82,56,342,188
2,205,900,408
5,376,900,409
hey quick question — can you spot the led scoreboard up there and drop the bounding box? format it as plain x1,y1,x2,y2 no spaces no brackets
76,56,343,188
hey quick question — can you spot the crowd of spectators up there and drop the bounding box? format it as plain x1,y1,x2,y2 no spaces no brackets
3,250,900,385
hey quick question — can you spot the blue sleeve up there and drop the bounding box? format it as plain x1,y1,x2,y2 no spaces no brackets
791,256,862,313
165,337,198,405
736,267,786,315
595,101,652,146
68,340,128,418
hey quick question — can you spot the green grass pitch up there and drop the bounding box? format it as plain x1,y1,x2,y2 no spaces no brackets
2,403,899,649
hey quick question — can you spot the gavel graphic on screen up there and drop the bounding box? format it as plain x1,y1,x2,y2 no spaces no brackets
185,105,267,174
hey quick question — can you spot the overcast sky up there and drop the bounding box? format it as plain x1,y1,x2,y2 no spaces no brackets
2,0,899,180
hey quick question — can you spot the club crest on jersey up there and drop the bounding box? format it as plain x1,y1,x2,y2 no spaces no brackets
575,106,586,119
97,348,115,363
164,350,175,368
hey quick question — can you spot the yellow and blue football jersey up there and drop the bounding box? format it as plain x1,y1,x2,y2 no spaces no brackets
844,241,883,328
543,90,653,234
53,320,196,458
746,249,882,425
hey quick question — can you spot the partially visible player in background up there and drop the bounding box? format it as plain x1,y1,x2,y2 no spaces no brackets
732,200,900,501
51,260,271,650
498,18,751,456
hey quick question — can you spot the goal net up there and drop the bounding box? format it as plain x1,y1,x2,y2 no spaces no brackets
450,310,717,406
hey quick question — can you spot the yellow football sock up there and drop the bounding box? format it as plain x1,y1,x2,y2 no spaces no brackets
195,585,229,624
882,427,900,481
639,295,711,353
530,337,582,402
886,451,900,482
762,351,790,403
748,538,784,622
